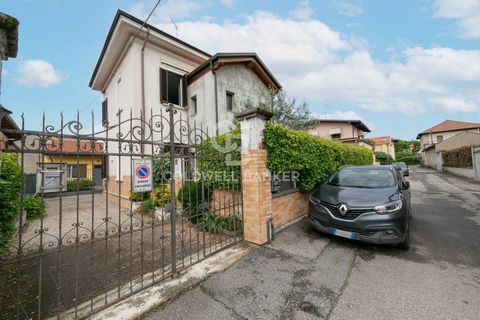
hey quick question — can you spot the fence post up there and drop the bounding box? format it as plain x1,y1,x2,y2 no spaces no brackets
236,108,273,245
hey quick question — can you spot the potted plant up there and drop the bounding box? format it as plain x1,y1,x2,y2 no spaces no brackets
152,184,171,221
129,191,148,211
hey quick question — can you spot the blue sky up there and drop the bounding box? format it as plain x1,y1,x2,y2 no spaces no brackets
2,0,480,139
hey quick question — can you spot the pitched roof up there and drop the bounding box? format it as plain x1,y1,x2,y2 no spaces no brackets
187,53,282,90
306,119,371,133
369,136,392,145
89,10,211,88
417,120,480,138
46,138,104,153
0,12,19,60
0,105,20,139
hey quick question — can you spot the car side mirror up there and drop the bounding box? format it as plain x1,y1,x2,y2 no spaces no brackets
401,181,410,190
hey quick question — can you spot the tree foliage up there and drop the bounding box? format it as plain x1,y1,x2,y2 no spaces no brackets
0,153,21,255
270,91,312,129
263,124,374,192
375,151,394,165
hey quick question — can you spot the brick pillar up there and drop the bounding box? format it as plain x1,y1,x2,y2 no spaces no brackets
236,108,274,245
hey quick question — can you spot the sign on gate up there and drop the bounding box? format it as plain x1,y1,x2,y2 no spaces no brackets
132,159,152,192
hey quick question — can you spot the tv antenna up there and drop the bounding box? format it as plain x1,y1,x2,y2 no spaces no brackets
170,15,179,37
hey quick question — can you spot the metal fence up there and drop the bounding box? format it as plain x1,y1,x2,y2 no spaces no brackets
0,106,243,319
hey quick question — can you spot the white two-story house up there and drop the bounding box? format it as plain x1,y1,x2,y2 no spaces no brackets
89,10,281,199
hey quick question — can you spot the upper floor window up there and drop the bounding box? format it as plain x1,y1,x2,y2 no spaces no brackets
331,133,341,140
437,135,443,142
191,95,197,115
160,68,187,107
226,91,234,111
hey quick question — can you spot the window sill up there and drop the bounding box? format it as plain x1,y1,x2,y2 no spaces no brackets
271,189,299,198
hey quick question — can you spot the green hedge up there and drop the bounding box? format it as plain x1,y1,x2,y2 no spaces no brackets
0,153,21,255
263,124,374,192
67,178,93,192
374,151,394,165
443,146,472,168
196,128,241,189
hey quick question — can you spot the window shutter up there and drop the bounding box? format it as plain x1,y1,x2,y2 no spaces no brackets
102,98,108,127
182,74,188,107
160,68,168,103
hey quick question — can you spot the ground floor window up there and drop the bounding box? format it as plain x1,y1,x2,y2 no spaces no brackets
66,164,87,179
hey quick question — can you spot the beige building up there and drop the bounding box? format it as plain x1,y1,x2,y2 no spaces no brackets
417,120,480,168
370,136,397,159
307,119,373,150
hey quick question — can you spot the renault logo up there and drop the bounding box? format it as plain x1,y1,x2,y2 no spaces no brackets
338,204,349,215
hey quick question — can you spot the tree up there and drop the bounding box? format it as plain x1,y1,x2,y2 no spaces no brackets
270,91,312,129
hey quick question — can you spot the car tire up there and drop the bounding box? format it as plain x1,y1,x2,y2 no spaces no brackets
398,224,410,250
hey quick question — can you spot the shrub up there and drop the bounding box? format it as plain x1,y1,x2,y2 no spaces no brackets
24,196,46,220
178,181,211,223
141,198,155,212
442,146,473,168
263,124,374,192
0,153,21,255
67,178,93,192
396,153,419,165
152,184,171,207
129,191,149,202
375,152,394,165
196,128,241,189
197,213,242,235
153,157,171,184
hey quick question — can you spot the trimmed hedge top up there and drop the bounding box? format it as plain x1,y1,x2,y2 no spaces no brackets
263,124,373,192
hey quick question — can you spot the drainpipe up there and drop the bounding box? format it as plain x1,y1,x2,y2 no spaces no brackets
140,28,150,155
211,61,219,136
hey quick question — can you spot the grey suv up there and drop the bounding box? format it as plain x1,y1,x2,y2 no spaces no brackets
308,165,412,249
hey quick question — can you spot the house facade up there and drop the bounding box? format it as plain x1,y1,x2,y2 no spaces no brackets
89,10,281,202
307,119,373,150
370,136,397,159
417,120,480,168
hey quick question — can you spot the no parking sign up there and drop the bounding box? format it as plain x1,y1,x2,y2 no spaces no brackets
132,159,152,192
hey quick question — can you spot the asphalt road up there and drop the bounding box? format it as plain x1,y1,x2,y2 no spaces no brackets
144,166,480,320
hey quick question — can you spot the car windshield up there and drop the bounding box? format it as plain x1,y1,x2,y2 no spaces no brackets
328,168,396,188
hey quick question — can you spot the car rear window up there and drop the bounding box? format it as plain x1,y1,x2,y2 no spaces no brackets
328,169,396,188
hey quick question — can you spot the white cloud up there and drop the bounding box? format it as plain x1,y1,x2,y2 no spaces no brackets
144,10,480,116
219,0,235,7
329,0,363,17
17,60,64,88
290,0,314,21
130,0,203,23
433,0,480,38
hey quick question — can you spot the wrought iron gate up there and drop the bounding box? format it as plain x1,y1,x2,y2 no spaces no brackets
0,106,243,319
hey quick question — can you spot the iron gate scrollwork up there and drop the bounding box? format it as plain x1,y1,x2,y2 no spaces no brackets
0,106,243,319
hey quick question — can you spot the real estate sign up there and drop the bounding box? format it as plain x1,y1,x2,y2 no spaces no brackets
132,159,153,192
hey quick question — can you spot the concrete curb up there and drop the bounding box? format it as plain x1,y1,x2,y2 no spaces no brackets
86,242,252,320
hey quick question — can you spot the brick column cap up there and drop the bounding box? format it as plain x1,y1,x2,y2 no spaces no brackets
235,107,273,121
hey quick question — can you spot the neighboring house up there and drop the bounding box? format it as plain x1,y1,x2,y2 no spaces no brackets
370,136,397,159
417,120,480,168
44,138,105,187
89,10,281,200
306,119,373,150
432,132,480,179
